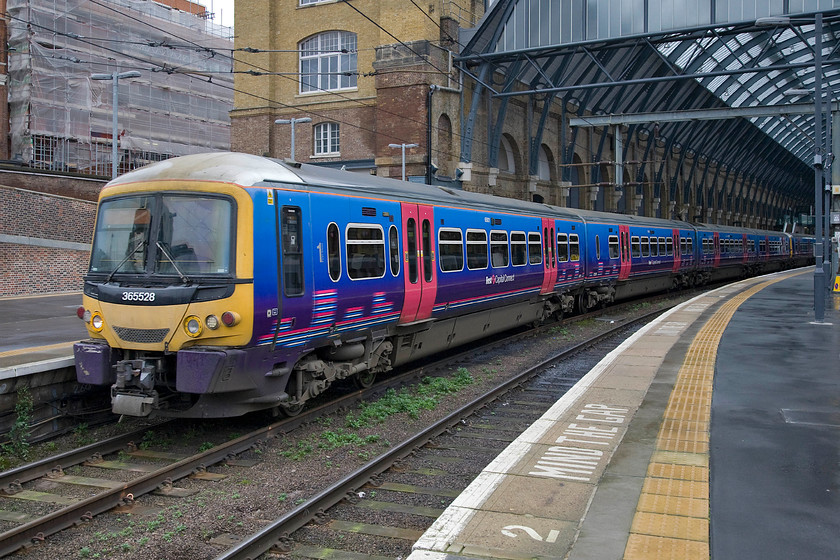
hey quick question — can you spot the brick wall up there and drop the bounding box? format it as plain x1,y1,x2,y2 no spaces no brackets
0,244,89,296
0,186,97,296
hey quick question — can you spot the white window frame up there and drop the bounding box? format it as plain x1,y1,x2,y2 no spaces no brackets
345,223,385,280
511,231,527,266
466,229,488,270
314,122,340,156
299,31,357,94
490,230,509,268
528,232,543,265
438,227,464,272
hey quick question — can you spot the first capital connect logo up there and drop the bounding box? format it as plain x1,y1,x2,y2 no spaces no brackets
486,273,515,285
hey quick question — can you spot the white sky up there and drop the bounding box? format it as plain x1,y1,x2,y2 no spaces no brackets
197,0,234,28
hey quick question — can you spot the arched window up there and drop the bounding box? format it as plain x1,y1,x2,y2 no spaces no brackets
436,114,453,176
538,144,552,181
499,134,517,174
300,31,357,93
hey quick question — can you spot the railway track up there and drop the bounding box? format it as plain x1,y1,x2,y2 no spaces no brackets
214,306,665,560
0,295,679,559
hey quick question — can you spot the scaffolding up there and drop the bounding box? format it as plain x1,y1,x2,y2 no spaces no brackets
7,0,234,175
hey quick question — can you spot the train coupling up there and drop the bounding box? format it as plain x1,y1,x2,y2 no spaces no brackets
111,359,160,416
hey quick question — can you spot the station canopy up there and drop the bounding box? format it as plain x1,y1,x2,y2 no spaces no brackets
457,1,840,209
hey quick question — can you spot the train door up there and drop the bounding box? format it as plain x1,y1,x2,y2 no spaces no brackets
742,233,749,263
618,225,631,280
541,218,556,293
672,228,681,272
713,232,721,267
399,203,437,323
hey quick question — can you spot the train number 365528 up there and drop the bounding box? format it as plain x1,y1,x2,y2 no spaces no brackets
122,291,156,302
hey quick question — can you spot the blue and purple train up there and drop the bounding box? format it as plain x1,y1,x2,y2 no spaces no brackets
73,152,813,418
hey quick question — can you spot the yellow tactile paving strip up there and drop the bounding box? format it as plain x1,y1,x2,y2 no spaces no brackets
623,273,799,560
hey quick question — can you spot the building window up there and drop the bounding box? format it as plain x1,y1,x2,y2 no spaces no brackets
299,31,357,93
314,122,340,155
300,0,330,5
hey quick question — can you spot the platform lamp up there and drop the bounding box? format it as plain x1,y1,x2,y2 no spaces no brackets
388,143,418,181
91,70,142,179
275,117,311,160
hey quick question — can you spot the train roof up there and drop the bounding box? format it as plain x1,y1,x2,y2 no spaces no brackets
108,152,779,235
107,152,305,189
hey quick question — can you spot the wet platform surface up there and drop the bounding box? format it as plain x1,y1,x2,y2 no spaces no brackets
408,268,839,560
0,292,84,375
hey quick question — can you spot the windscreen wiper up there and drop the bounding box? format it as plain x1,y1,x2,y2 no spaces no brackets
105,240,146,283
156,241,190,284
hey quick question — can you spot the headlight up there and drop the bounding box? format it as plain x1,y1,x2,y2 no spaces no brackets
205,315,220,330
221,311,241,327
90,312,104,332
184,315,203,337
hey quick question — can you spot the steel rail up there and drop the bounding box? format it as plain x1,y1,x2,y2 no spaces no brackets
0,291,684,558
215,306,669,560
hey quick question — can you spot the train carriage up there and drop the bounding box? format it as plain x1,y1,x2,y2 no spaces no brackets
74,152,811,419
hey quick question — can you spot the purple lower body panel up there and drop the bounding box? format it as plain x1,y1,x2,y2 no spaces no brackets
74,341,116,386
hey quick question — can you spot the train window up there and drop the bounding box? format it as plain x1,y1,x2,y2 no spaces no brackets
650,238,658,257
549,227,555,266
557,233,569,262
569,234,580,261
422,220,433,282
511,232,527,266
631,236,641,258
346,224,385,280
621,231,629,261
491,231,509,267
467,229,488,270
760,240,766,254
327,223,341,281
389,225,400,276
407,218,418,283
544,227,555,267
439,228,464,272
90,196,154,274
608,235,619,259
595,235,601,261
666,237,673,256
659,237,667,256
528,232,542,265
748,240,756,254
641,237,650,257
282,206,305,296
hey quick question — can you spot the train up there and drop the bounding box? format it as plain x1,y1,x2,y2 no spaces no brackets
73,152,814,418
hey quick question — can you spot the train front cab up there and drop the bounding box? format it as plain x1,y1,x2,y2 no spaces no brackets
74,180,260,417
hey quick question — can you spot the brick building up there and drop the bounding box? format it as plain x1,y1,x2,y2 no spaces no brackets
231,0,480,184
0,0,234,296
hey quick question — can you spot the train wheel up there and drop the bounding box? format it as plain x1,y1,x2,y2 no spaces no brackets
353,370,376,389
280,401,304,417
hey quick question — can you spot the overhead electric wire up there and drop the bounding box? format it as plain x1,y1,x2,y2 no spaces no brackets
9,0,606,175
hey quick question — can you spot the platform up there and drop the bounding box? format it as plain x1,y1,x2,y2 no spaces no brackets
0,292,84,377
408,268,840,560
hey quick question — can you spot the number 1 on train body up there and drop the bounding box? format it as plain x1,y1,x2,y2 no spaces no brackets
399,203,437,323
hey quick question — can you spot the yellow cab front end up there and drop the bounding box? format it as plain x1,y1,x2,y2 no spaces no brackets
75,178,255,417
